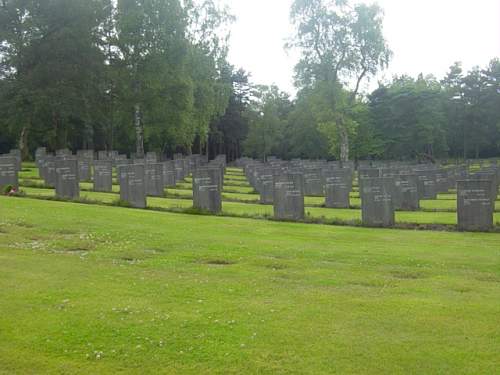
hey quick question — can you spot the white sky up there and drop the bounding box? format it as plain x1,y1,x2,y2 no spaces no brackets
226,0,500,96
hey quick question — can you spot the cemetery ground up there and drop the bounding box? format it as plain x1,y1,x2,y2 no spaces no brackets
1,164,500,373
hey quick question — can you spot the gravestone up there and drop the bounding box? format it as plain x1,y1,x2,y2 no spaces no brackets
162,161,177,187
257,169,274,204
303,169,323,196
56,149,72,157
119,164,146,208
145,163,164,197
43,157,57,187
98,151,109,160
9,149,22,171
415,170,437,199
273,173,305,220
457,179,494,231
323,169,351,208
192,167,222,213
77,157,92,181
35,147,47,164
55,159,79,199
397,174,419,210
0,156,19,189
146,152,158,164
360,177,395,227
93,160,113,192
435,169,449,193
174,159,185,181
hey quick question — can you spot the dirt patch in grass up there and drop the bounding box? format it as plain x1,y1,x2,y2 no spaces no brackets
475,274,500,283
13,220,35,228
57,229,79,235
391,270,427,280
63,242,95,253
264,262,289,270
200,258,237,266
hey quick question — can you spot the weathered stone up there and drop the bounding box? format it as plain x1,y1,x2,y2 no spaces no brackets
273,173,305,220
174,159,185,181
360,177,395,227
192,167,222,213
9,149,22,171
42,157,57,187
457,179,494,231
415,170,437,199
145,163,164,197
0,156,19,189
162,161,177,187
323,169,351,208
77,157,92,181
93,160,113,192
119,164,146,208
303,169,323,196
396,174,419,211
257,169,274,204
146,152,158,164
55,159,79,199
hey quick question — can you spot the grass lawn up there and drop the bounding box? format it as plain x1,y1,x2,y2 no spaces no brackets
1,196,500,374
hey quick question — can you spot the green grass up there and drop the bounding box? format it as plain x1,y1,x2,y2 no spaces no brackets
19,186,500,227
0,196,499,374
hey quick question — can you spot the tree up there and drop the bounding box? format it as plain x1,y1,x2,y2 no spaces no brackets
243,85,292,161
288,0,391,161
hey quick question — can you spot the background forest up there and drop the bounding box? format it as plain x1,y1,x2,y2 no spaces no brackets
1,0,499,162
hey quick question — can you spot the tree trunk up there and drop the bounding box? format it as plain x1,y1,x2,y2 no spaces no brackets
339,124,349,163
19,125,29,161
134,103,144,157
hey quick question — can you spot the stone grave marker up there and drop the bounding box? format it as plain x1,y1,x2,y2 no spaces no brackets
192,167,222,213
323,169,351,208
93,160,113,192
162,161,177,187
360,177,395,227
0,156,19,189
119,164,146,208
145,162,164,197
273,173,305,220
457,179,494,231
55,159,79,199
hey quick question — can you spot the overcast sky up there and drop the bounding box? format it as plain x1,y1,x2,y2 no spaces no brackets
226,0,500,95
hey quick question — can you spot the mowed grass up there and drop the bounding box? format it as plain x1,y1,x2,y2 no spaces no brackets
1,196,500,374
19,186,500,226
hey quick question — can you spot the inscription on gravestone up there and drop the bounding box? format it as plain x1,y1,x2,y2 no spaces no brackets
397,174,419,211
78,158,91,181
145,163,164,197
457,180,493,231
303,169,323,196
360,177,395,227
192,168,222,213
323,169,351,208
258,169,274,204
415,170,437,199
119,164,146,208
93,160,113,192
162,161,177,187
273,173,305,220
55,159,79,199
0,156,19,189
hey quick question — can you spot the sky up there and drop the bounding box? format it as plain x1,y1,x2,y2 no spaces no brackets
226,0,500,96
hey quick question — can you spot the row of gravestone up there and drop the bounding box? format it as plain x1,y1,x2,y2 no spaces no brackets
34,148,230,210
236,158,499,231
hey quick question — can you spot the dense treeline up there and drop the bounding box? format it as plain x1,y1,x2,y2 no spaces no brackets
1,0,499,162
0,0,247,159
244,60,500,161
